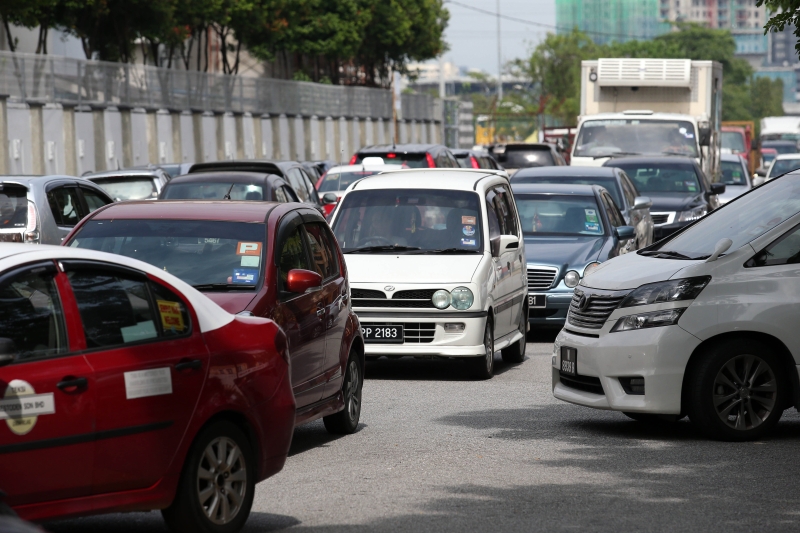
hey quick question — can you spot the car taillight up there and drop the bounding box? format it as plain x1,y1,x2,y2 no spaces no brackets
387,153,397,159
24,201,39,243
470,156,480,169
273,328,289,364
426,153,435,167
349,155,357,165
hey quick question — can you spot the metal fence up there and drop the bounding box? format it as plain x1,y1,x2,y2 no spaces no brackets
0,51,439,121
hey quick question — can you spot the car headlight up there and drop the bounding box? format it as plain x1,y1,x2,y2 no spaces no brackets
583,262,602,276
620,276,710,308
564,270,581,288
450,287,474,310
611,308,686,332
432,289,451,309
676,206,707,222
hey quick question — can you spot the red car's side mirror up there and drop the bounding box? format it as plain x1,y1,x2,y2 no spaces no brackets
286,269,322,294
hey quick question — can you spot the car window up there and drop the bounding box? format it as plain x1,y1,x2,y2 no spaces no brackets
620,176,637,207
91,178,157,201
318,171,382,192
0,263,67,362
0,184,28,230
150,281,192,337
515,194,605,236
601,193,624,227
745,223,800,267
67,269,159,348
485,191,502,253
513,175,624,208
273,186,288,203
487,186,518,236
298,169,321,204
303,222,339,280
282,186,299,202
612,162,702,194
721,160,749,186
286,169,312,203
500,147,554,168
162,181,265,201
81,187,112,213
277,225,311,292
47,187,82,227
769,158,800,178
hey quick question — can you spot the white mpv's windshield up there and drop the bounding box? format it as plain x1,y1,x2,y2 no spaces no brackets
651,175,800,259
332,189,483,254
574,119,698,158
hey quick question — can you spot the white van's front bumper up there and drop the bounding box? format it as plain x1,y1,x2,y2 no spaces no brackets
552,324,702,414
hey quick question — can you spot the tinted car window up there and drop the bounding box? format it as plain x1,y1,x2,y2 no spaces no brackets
0,264,67,361
354,153,429,168
67,270,158,348
514,175,623,207
488,186,518,236
769,159,800,178
747,223,800,267
273,186,288,203
620,176,637,207
500,147,554,168
297,169,320,204
162,181,265,201
287,169,312,203
601,193,624,227
277,226,310,292
611,162,701,194
0,184,28,230
318,171,382,192
721,160,748,185
150,282,191,337
92,178,157,201
304,222,339,280
48,187,82,227
81,188,111,212
516,194,604,236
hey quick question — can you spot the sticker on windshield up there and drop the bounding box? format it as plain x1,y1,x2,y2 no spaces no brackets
685,181,697,192
232,268,259,285
236,242,261,256
463,225,476,236
198,238,220,244
462,216,476,225
241,255,260,267
461,238,477,246
157,300,185,331
124,368,172,400
0,380,55,435
585,222,600,232
685,133,694,139
584,209,598,223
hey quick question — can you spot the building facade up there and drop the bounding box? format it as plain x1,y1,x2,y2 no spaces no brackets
555,0,669,45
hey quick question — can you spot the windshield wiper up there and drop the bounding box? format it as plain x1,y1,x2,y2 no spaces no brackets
192,283,257,291
343,245,421,254
639,250,693,260
413,248,482,254
591,151,640,159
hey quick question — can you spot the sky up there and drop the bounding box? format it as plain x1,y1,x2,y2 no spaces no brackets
440,0,557,75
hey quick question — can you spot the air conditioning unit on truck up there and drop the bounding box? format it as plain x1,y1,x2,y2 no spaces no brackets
571,58,723,180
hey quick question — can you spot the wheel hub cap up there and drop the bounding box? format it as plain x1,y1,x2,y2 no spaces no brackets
197,436,247,525
712,354,776,431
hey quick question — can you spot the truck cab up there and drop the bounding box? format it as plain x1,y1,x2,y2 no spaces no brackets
571,58,723,182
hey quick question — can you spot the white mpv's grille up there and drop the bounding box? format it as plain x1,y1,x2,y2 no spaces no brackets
527,267,558,291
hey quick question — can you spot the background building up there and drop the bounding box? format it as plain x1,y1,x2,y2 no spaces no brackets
556,0,668,45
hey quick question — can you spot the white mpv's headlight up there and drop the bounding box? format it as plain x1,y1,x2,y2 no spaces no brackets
619,276,710,308
432,290,451,309
611,309,685,332
450,287,474,310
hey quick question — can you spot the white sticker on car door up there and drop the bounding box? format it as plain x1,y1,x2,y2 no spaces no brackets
124,368,173,399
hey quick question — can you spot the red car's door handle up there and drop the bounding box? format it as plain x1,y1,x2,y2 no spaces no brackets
175,359,203,371
57,377,88,391
316,308,326,317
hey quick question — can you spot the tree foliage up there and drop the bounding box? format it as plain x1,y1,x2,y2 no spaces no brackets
517,24,784,125
758,0,800,57
0,0,448,86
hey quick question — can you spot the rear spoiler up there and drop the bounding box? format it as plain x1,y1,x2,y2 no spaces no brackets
188,161,284,176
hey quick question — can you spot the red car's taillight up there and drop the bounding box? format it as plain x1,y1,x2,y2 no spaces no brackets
426,153,435,167
470,156,480,169
273,328,289,364
349,155,357,165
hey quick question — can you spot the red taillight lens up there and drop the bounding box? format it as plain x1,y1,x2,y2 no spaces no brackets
387,153,397,159
426,153,435,167
470,156,480,169
349,155,357,165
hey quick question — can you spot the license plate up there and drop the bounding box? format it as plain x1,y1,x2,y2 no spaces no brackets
362,325,404,343
528,294,546,308
561,346,577,376
0,233,21,243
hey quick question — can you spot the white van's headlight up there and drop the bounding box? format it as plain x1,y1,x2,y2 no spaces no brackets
450,287,474,310
620,276,710,308
432,290,451,309
611,309,686,332
564,270,581,288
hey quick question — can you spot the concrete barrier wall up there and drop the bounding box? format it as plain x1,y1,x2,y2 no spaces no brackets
0,97,442,176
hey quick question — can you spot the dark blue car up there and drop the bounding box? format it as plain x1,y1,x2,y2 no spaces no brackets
510,183,636,328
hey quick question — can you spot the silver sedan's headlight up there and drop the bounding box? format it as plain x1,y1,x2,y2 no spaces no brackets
450,287,474,310
564,270,581,288
432,289,451,309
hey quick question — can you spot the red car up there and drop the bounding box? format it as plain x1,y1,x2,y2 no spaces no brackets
0,243,294,532
65,200,364,435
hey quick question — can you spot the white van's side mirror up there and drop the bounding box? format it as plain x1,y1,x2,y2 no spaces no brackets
498,235,519,254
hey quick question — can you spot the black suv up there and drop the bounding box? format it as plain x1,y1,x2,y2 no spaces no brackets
351,144,458,168
603,156,725,240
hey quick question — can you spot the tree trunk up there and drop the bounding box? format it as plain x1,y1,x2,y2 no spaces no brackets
2,17,16,52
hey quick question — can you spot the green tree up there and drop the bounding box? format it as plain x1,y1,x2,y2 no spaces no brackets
758,1,800,58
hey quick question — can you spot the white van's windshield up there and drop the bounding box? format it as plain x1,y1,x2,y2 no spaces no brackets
649,175,800,259
574,119,698,158
332,189,483,254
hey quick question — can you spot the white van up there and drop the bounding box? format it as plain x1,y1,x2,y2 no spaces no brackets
329,169,528,379
553,171,800,440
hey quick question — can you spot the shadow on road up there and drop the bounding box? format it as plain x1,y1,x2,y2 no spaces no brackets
46,510,299,533
364,352,523,382
287,420,366,457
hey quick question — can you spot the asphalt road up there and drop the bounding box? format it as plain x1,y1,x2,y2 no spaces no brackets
48,330,800,533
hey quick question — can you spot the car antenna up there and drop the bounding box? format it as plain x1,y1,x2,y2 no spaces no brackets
223,182,236,200
392,137,396,150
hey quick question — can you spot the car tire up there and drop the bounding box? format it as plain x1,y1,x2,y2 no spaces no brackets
472,319,495,380
501,303,527,364
323,349,362,435
162,421,256,533
686,339,786,441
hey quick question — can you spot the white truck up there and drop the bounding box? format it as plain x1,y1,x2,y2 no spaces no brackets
760,116,800,142
571,58,723,180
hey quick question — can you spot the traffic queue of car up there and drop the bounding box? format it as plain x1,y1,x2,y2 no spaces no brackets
2,139,800,530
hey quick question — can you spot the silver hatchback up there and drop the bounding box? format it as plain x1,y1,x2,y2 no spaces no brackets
0,175,113,245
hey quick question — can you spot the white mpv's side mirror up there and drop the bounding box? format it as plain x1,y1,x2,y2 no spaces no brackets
498,235,519,254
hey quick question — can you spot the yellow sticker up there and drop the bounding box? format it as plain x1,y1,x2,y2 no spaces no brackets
157,300,185,331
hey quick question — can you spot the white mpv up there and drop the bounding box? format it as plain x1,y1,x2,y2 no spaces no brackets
553,171,800,440
329,169,528,379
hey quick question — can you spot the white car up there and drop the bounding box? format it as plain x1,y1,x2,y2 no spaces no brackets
329,168,527,379
754,153,800,186
316,158,397,216
553,171,800,440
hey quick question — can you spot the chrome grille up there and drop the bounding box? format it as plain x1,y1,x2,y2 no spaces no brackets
527,267,558,290
360,322,435,343
567,287,629,330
